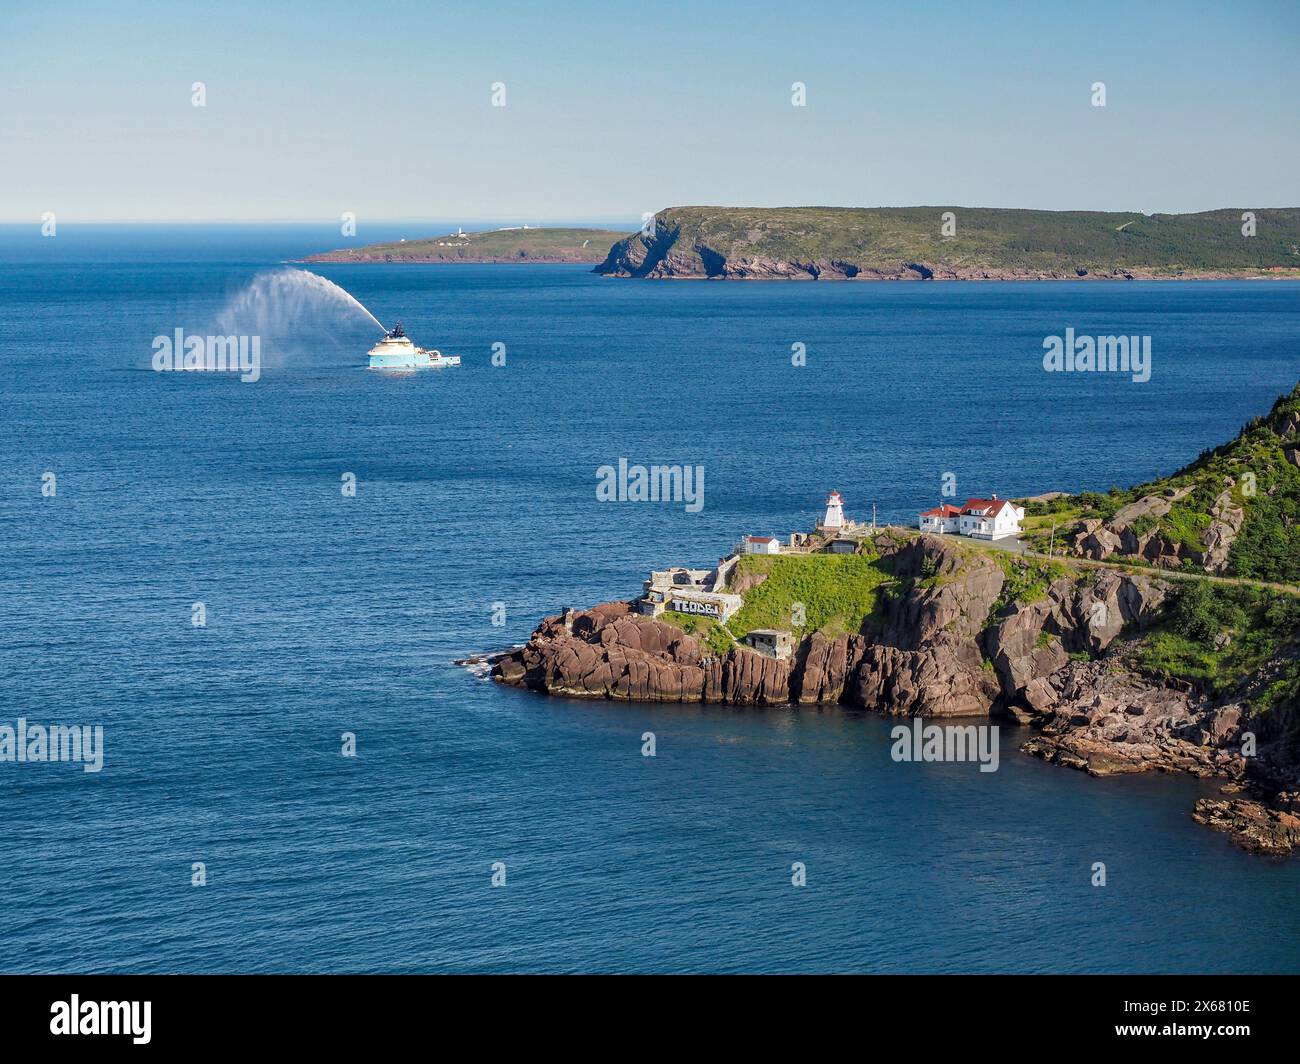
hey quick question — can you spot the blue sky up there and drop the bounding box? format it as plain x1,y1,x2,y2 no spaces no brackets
2,0,1296,223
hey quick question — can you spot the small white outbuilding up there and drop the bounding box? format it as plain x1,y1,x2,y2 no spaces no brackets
744,535,781,555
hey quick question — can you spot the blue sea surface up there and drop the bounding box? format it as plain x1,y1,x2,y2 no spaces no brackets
1,224,1298,973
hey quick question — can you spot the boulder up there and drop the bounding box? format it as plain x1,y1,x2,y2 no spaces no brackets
985,600,1069,696
1109,492,1177,528
795,632,866,704
1079,525,1121,560
854,636,1001,716
1192,799,1300,855
1201,483,1245,573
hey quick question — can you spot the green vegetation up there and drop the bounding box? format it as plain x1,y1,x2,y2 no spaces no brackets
1232,490,1300,583
659,610,735,656
704,626,735,657
306,226,629,264
1136,581,1300,697
1254,661,1300,719
1018,503,1084,553
1218,385,1300,582
726,551,896,641
991,553,1070,610
1163,498,1214,553
598,205,1300,277
1022,382,1300,585
1022,495,1081,518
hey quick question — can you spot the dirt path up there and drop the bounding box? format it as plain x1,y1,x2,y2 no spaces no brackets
991,536,1300,596
869,524,1300,597
1026,550,1300,596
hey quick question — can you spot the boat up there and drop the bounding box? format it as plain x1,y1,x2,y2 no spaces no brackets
367,322,461,370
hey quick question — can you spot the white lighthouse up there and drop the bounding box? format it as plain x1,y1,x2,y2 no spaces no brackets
820,490,846,531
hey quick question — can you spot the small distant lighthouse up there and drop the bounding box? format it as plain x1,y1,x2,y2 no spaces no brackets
821,490,845,531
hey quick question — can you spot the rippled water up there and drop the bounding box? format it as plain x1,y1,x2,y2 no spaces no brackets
2,225,1298,973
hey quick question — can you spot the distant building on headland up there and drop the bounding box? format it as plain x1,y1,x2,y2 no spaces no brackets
743,535,781,555
815,489,871,536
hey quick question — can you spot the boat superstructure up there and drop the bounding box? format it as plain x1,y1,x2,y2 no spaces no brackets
367,322,461,370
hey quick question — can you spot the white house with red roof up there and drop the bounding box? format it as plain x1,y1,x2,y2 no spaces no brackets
743,535,781,555
920,494,1024,540
918,503,961,534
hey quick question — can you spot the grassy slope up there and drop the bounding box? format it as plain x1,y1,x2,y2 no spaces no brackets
1136,582,1300,700
1021,381,1300,583
604,205,1300,274
673,534,1299,716
658,610,735,656
306,227,630,263
723,552,897,641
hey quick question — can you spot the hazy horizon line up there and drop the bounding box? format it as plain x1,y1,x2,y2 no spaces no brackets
4,203,1298,228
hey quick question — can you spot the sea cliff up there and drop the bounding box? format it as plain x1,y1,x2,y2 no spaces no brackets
494,532,1300,855
594,206,1300,280
494,383,1300,857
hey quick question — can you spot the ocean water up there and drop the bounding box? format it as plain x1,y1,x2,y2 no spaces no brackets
2,224,1299,974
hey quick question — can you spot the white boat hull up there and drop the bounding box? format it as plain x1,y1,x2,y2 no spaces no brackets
367,334,461,370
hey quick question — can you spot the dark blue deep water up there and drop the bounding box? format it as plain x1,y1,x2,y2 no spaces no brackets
2,224,1298,973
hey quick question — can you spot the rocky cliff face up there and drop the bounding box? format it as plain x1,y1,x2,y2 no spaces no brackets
493,533,1300,855
592,206,1300,281
1070,484,1246,573
595,221,1151,281
1059,386,1300,576
494,535,1167,716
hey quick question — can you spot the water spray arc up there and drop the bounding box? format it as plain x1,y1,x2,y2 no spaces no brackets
214,268,387,338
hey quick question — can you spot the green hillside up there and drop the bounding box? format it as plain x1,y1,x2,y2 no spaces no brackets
307,226,628,264
1021,381,1300,583
724,552,897,640
595,206,1300,279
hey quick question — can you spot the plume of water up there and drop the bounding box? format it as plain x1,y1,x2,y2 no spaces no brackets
216,267,385,334
211,268,386,367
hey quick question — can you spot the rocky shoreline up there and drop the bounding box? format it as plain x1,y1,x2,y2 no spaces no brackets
493,531,1300,857
593,205,1300,281
595,256,1276,282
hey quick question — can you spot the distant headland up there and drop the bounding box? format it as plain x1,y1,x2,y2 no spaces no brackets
303,226,625,264
594,206,1300,280
306,207,1300,279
